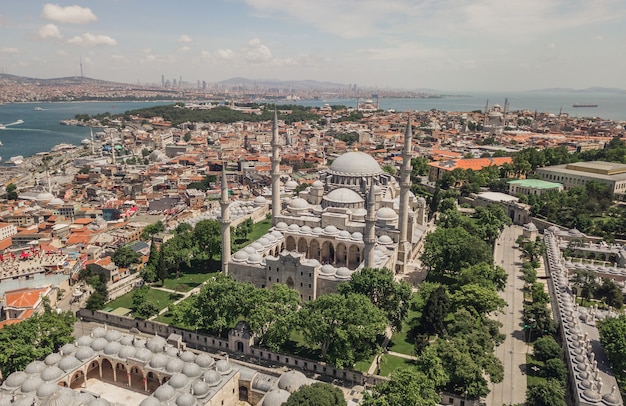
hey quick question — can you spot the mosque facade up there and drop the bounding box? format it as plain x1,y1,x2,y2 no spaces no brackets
224,113,427,301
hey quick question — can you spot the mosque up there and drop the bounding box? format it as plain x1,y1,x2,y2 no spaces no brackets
224,113,427,301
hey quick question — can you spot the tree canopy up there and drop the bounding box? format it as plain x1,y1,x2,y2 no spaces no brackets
421,226,493,276
598,314,626,388
284,382,346,406
361,368,441,406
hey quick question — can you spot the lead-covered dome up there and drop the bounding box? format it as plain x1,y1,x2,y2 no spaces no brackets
329,152,382,176
324,188,364,206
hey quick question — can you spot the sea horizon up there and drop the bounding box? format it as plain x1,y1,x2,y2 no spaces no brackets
1,92,624,160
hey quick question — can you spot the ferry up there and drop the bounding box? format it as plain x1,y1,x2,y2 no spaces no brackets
573,104,598,108
33,107,43,111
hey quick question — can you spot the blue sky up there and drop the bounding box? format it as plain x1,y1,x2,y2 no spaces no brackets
1,0,625,91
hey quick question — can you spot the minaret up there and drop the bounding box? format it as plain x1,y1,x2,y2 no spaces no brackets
90,127,95,155
270,109,281,225
364,185,376,269
397,115,413,273
220,164,231,274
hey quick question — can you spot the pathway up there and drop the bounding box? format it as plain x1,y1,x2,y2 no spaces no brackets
148,279,212,320
486,225,527,406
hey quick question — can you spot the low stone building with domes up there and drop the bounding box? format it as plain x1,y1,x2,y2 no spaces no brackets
225,113,427,301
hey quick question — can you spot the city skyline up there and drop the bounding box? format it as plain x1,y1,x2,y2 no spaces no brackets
0,1,625,92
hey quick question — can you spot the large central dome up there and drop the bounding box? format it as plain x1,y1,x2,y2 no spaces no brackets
329,151,383,176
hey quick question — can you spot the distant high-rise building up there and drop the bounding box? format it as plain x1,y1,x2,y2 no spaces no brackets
161,75,165,87
202,80,206,90
173,78,177,87
179,75,182,88
197,80,200,89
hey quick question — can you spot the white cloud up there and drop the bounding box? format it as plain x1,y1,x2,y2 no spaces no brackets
0,47,19,54
38,23,62,39
42,3,97,24
178,34,192,43
242,38,272,62
67,33,117,47
111,54,126,61
215,49,235,60
179,46,190,52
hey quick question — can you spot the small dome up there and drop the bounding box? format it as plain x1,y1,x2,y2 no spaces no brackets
182,363,202,377
36,192,55,202
77,336,93,347
244,246,257,254
41,366,64,382
166,358,185,374
4,371,28,389
323,225,339,235
287,223,300,232
74,392,96,404
140,398,162,406
289,198,309,209
312,227,323,235
378,235,393,245
250,242,264,252
168,373,189,389
275,222,288,231
277,370,309,392
21,375,44,393
247,253,263,264
180,351,196,363
120,335,134,346
215,359,232,375
321,264,335,275
40,390,74,406
153,384,176,401
176,393,197,406
194,354,215,368
312,180,324,189
88,397,112,406
262,389,291,406
204,370,221,386
92,327,107,338
376,207,398,221
258,237,271,247
45,352,62,366
75,346,95,361
133,338,147,348
36,381,59,398
338,230,351,239
336,267,351,278
118,345,137,360
91,337,108,351
300,225,312,234
254,196,267,205
103,341,122,356
150,353,169,369
351,232,363,241
192,379,211,397
285,180,299,189
233,250,249,261
104,329,122,342
133,348,153,362
271,230,284,239
166,347,180,357
60,343,76,356
146,336,167,353
58,356,81,372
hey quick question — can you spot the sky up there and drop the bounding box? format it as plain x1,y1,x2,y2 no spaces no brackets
0,0,625,92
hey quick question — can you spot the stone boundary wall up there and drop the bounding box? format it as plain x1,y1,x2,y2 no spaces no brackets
77,308,387,387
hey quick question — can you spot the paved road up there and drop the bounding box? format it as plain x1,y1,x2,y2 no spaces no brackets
486,225,527,406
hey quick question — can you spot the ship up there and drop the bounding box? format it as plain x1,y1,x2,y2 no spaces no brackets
33,107,43,111
573,104,598,108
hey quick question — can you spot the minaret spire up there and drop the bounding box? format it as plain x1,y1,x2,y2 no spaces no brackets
397,114,413,273
220,163,231,274
364,185,377,269
270,108,281,225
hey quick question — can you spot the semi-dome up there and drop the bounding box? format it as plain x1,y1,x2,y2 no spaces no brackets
289,198,309,209
324,188,364,205
329,151,382,176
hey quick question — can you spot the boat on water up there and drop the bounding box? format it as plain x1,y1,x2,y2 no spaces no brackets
573,104,598,108
33,107,43,111
8,155,24,165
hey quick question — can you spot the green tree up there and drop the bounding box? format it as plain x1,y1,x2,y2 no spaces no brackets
526,379,566,406
246,284,300,351
420,285,450,337
450,283,507,317
5,183,18,200
596,278,623,309
141,221,165,240
193,219,222,260
337,267,412,330
111,245,141,268
533,336,561,362
156,247,168,285
131,285,158,319
542,358,567,384
421,227,493,277
362,369,441,406
599,314,626,388
0,310,76,377
161,232,195,278
457,262,508,292
284,382,346,406
298,293,387,368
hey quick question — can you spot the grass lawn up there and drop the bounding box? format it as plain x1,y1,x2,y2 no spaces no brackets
161,270,217,292
233,219,272,251
388,309,419,355
155,295,197,327
354,355,375,373
378,354,414,376
526,354,545,387
107,288,179,316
